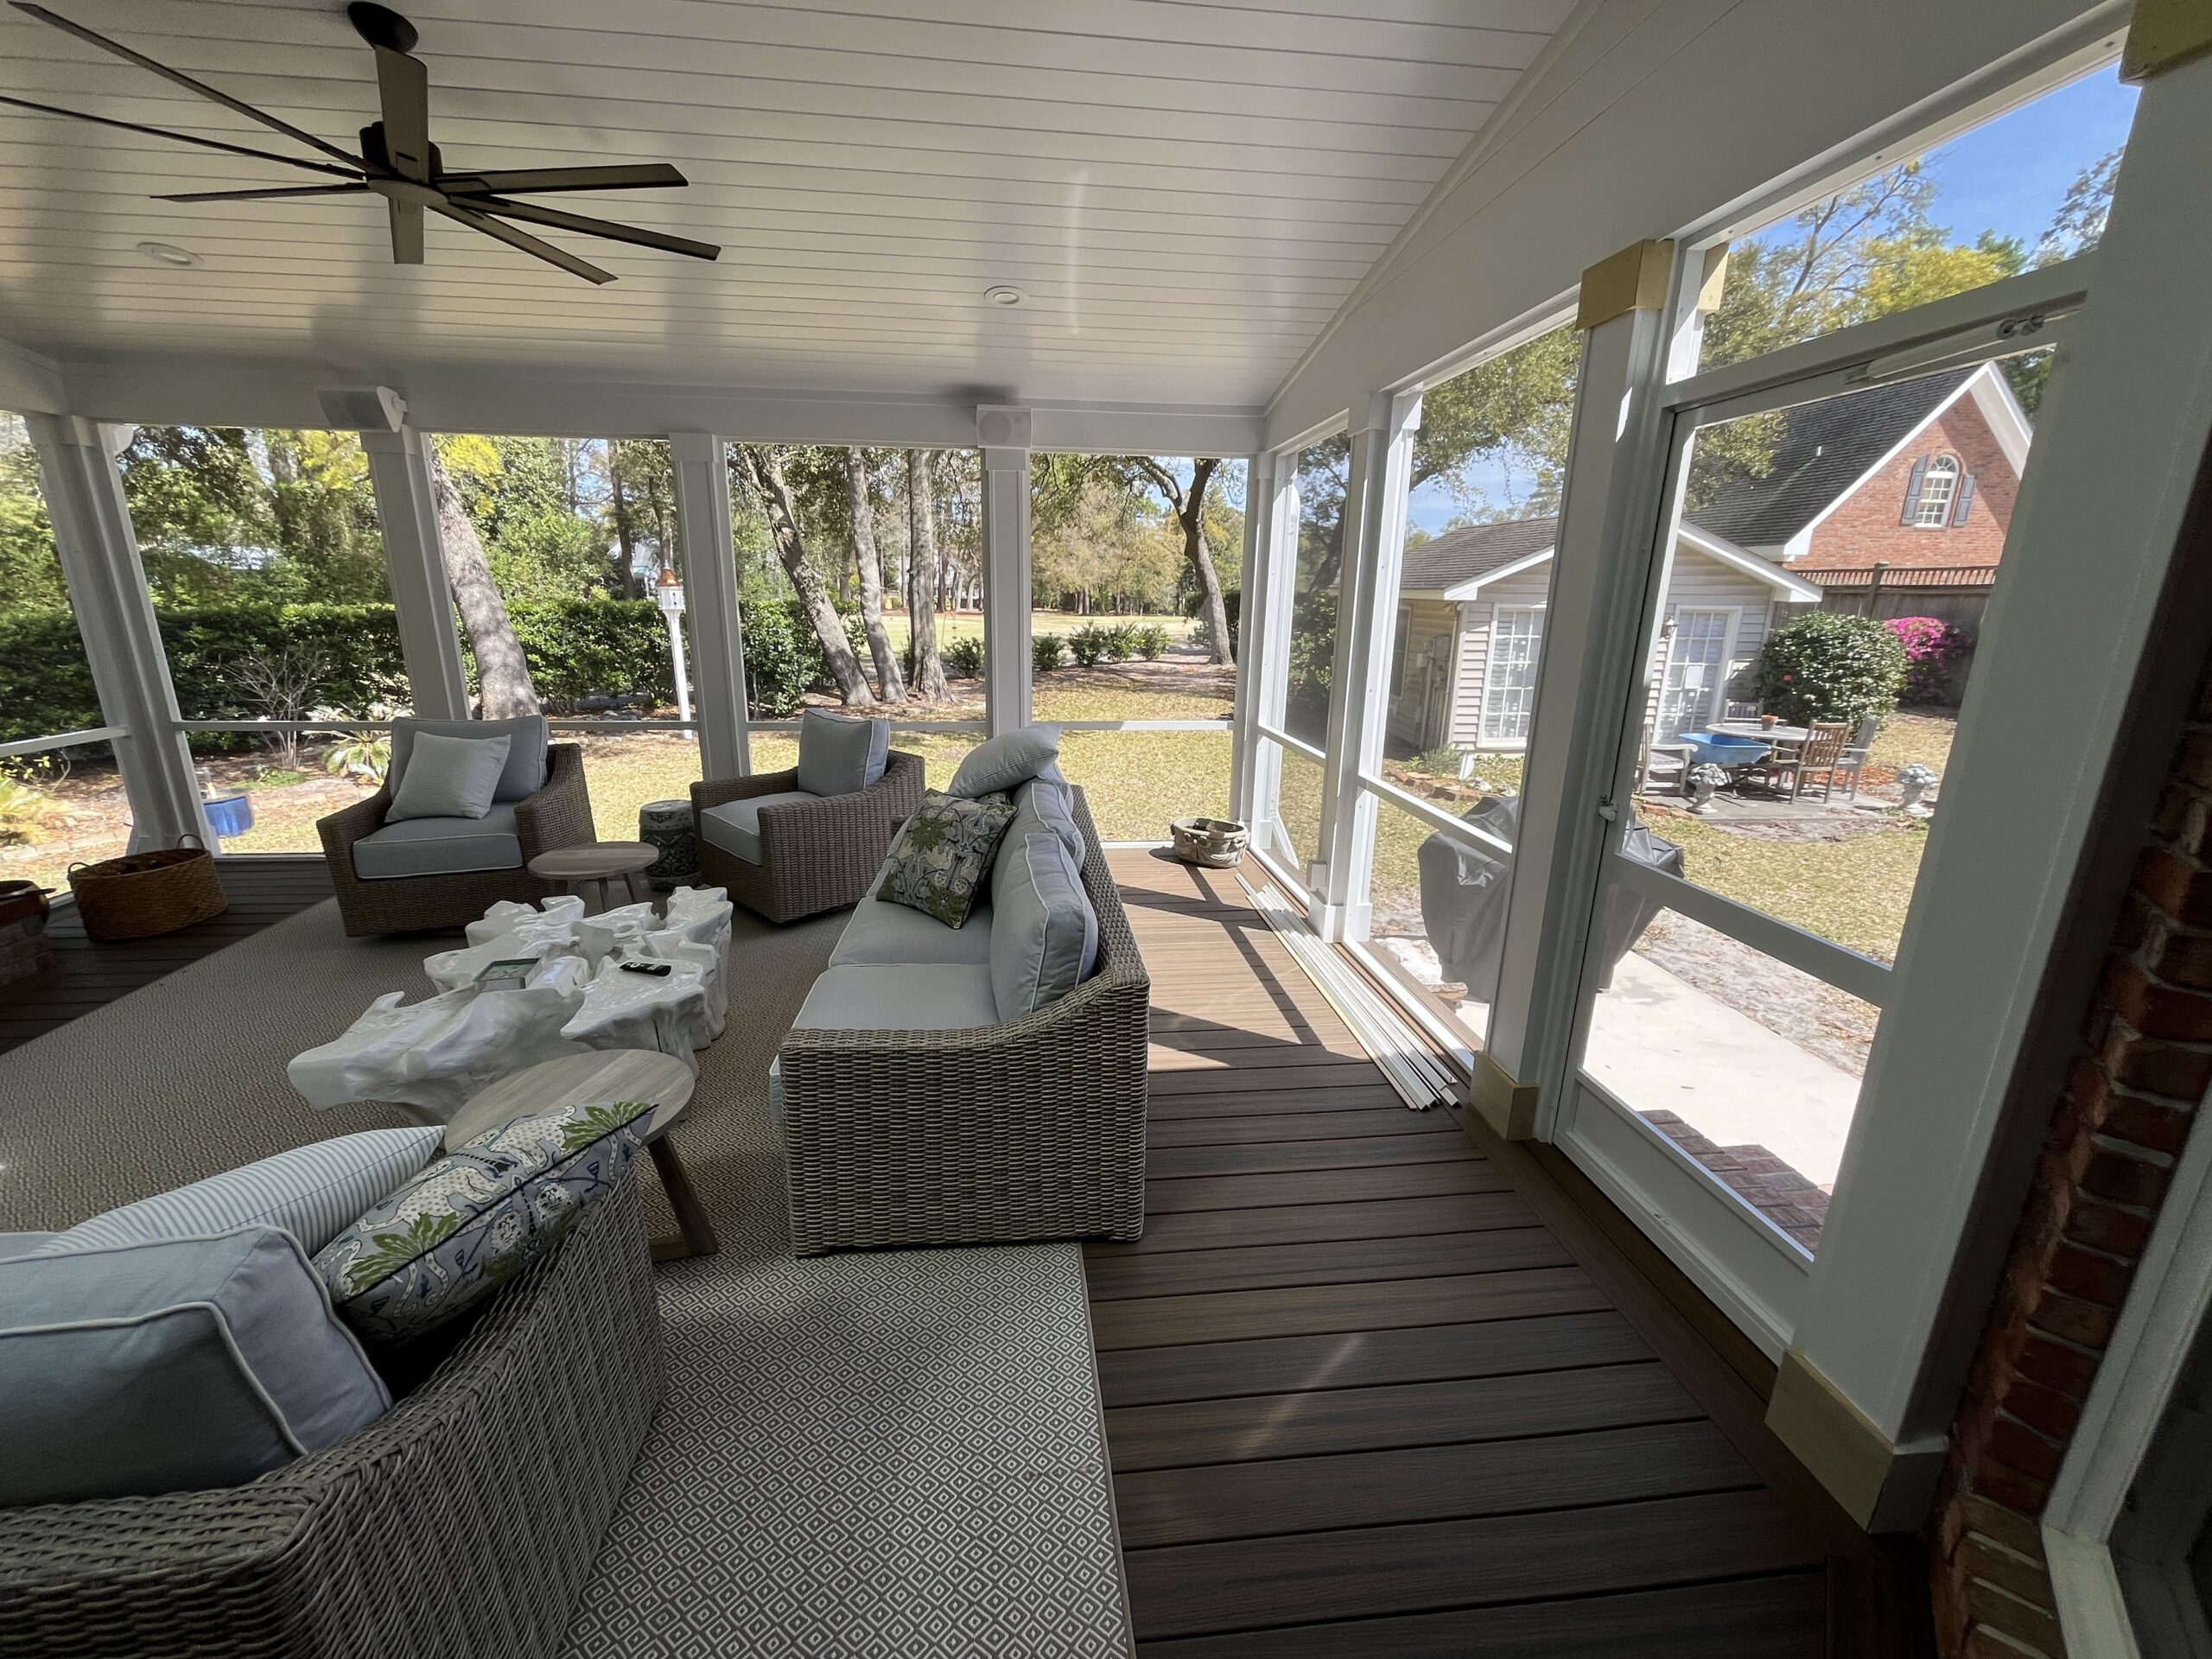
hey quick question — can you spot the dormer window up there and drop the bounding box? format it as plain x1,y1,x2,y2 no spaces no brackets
1911,455,1961,527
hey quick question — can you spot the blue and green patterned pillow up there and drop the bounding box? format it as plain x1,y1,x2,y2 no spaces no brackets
880,789,1016,927
312,1100,652,1344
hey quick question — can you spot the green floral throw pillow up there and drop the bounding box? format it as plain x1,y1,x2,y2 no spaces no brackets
882,790,1017,927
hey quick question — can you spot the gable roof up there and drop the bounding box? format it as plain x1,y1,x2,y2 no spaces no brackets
1398,517,1558,595
1685,368,1976,548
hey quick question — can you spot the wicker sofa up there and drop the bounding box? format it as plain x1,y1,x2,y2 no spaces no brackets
690,749,925,924
318,722,597,938
775,785,1149,1254
0,1170,663,1659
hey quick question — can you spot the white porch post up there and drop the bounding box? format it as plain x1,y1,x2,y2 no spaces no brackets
1479,240,1678,1139
670,431,748,779
1228,451,1272,824
979,410,1033,738
359,425,470,720
25,415,207,849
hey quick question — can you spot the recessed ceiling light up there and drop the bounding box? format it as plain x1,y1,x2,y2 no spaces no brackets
983,285,1026,308
136,240,200,268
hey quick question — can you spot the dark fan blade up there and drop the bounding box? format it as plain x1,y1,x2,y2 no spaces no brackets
10,3,361,168
154,181,371,202
0,92,361,179
371,44,430,181
389,198,423,264
429,199,613,285
437,163,687,196
468,196,719,261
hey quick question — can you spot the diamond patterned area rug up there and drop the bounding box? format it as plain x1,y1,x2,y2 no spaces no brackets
0,894,1132,1659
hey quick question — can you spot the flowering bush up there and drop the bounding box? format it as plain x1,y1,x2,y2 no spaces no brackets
1885,616,1972,703
1749,612,1907,730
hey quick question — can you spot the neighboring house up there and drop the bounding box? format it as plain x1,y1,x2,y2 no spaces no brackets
1391,361,2031,751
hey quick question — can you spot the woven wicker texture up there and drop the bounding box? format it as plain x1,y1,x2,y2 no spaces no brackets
691,749,925,923
318,742,597,937
0,1173,663,1659
67,843,226,940
779,786,1150,1255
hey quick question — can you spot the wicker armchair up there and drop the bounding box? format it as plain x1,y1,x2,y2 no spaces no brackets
690,749,925,924
0,1170,663,1659
319,742,595,937
777,788,1151,1254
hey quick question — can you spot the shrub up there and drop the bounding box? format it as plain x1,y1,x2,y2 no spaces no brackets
1129,624,1172,661
1885,615,1972,704
1749,612,1908,730
1032,632,1066,674
1188,588,1242,661
1068,624,1114,668
1100,624,1134,664
943,635,986,678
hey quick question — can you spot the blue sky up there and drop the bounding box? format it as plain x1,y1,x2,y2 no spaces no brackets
1402,64,2139,539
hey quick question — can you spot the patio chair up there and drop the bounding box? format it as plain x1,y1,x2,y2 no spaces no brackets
318,715,597,937
1762,720,1854,801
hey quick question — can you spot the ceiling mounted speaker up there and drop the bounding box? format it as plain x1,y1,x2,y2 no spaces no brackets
976,405,1032,449
317,385,408,431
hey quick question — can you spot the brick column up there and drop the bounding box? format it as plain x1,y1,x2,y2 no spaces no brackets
1930,657,2212,1657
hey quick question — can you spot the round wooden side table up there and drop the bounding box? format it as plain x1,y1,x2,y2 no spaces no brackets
528,842,658,914
446,1049,718,1262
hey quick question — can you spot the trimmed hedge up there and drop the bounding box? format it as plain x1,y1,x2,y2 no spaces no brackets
0,594,848,742
1750,611,1908,730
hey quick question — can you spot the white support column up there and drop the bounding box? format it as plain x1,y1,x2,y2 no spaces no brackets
671,431,748,779
26,415,207,849
1480,240,1679,1139
979,419,1033,738
1312,391,1414,938
359,425,470,720
1248,459,1300,855
1228,451,1272,824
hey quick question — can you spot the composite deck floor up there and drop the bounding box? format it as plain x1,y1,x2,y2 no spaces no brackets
0,856,333,1056
1094,850,1857,1657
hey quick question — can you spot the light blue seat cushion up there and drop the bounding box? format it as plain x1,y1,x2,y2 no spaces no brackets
947,724,1061,798
791,963,1001,1031
389,715,548,804
796,708,891,798
699,790,816,865
352,804,523,880
0,1226,390,1504
35,1128,442,1258
0,1234,54,1260
830,891,996,968
991,832,1099,1019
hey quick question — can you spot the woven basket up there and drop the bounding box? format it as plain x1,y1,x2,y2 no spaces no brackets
1170,816,1249,868
67,837,226,941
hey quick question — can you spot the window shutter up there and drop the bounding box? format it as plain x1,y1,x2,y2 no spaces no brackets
1901,455,1929,524
1952,474,1977,526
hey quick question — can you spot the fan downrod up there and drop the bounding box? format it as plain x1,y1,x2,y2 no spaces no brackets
346,3,418,55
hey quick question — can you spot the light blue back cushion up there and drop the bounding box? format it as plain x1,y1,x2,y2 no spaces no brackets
389,715,549,804
948,724,1060,798
796,708,891,797
36,1128,443,1259
991,832,1100,1020
315,1100,651,1344
1012,776,1085,869
0,1226,390,1505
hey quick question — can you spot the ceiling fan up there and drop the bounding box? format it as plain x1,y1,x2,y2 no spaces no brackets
0,1,721,284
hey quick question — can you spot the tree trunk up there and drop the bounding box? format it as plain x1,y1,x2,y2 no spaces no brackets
844,448,905,702
736,444,875,706
608,442,639,598
1181,459,1233,664
906,449,949,700
429,447,539,718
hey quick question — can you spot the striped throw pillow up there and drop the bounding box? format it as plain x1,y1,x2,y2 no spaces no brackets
35,1128,443,1259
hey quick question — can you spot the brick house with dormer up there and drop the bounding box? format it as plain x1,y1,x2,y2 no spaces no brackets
1391,361,2031,752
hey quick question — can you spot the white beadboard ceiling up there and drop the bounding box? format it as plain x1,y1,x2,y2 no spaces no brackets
0,0,1575,410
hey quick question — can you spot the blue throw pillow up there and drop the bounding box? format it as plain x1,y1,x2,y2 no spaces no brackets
0,1226,390,1504
314,1101,652,1344
36,1127,443,1259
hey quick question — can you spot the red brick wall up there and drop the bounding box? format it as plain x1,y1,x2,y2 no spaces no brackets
1929,660,2212,1658
1803,397,2018,572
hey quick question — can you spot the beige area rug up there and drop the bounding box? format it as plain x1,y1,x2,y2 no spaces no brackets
0,900,1132,1659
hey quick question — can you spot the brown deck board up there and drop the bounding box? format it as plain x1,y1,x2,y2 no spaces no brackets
1090,851,1894,1656
0,858,331,1055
